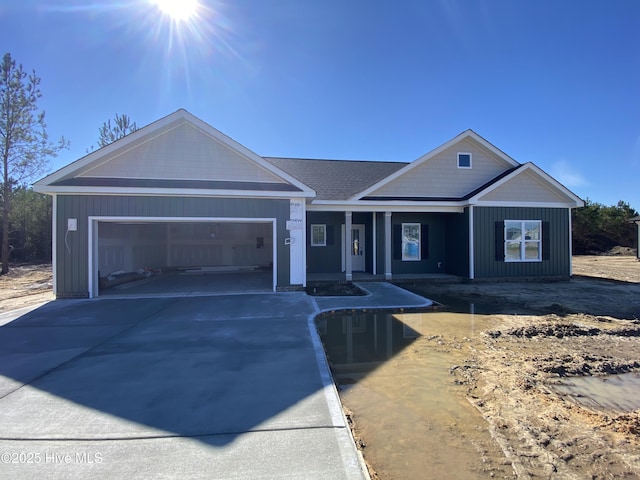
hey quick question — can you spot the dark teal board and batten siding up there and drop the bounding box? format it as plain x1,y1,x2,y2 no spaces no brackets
473,206,570,278
390,213,447,275
305,212,344,274
55,195,291,297
444,209,470,277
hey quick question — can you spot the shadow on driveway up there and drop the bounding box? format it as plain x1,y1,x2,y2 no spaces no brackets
0,295,368,479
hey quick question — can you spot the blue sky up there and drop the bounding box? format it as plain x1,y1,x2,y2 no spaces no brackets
2,0,639,210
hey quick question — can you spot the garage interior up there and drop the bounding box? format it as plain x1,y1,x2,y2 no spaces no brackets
96,220,274,295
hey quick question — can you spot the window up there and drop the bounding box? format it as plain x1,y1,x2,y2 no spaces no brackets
457,152,472,169
402,223,421,261
504,220,541,262
311,224,326,246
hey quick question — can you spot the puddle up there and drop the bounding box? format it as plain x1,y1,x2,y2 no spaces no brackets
552,372,640,412
318,307,514,480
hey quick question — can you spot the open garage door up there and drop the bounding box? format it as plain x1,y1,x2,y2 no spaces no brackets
89,217,276,297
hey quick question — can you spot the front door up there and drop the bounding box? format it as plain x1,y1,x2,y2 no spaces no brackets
351,224,365,271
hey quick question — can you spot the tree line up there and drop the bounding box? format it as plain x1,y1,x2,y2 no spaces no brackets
0,51,638,272
572,199,638,255
1,52,136,272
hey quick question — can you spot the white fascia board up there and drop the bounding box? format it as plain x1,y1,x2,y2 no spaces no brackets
184,114,315,195
34,109,316,197
34,110,189,187
473,200,580,209
33,185,315,199
464,130,520,167
468,162,584,207
307,200,464,213
350,129,520,201
88,215,277,223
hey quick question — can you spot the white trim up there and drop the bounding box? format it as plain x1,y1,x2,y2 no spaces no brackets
504,220,542,263
372,213,377,275
307,202,464,213
468,163,584,207
34,109,316,197
353,224,366,272
469,206,474,280
273,219,278,291
87,216,278,298
340,224,346,272
384,212,392,280
351,129,520,200
474,200,577,208
345,212,353,281
401,223,421,262
51,195,57,295
88,219,98,298
301,203,307,287
33,185,314,198
457,152,472,169
568,207,573,276
310,224,327,246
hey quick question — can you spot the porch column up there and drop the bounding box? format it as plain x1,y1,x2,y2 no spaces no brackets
384,212,392,280
469,205,475,280
345,211,353,281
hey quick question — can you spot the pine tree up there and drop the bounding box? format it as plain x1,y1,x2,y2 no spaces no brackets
0,53,67,274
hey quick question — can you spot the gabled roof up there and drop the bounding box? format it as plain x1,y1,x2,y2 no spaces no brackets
352,129,520,200
469,162,584,207
265,157,407,200
34,110,583,209
361,166,521,202
34,109,315,198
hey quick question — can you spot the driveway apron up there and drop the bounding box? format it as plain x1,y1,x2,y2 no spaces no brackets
0,293,367,479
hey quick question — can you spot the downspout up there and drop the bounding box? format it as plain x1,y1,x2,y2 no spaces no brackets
468,206,475,280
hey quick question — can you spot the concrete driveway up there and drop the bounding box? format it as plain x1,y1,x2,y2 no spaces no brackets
0,294,367,479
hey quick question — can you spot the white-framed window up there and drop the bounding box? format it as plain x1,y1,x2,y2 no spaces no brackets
402,223,421,261
457,152,472,169
505,220,542,262
310,224,326,246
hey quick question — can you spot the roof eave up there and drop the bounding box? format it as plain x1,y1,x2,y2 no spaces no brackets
467,162,584,208
33,185,316,199
349,129,521,200
34,109,316,195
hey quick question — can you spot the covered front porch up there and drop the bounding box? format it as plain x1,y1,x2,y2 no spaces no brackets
307,272,461,283
305,207,470,282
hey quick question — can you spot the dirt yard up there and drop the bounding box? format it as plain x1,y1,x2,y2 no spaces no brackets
0,264,54,313
2,258,640,478
384,255,640,479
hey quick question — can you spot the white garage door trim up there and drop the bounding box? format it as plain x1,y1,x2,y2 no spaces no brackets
88,216,277,298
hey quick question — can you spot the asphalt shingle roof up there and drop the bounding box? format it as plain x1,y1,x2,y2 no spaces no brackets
265,157,407,200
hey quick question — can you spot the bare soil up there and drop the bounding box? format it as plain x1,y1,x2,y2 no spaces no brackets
3,258,640,478
369,255,640,479
0,264,54,313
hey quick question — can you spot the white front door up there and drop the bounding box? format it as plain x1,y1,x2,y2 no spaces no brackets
351,224,365,272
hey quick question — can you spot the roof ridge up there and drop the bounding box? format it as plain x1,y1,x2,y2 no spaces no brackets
264,156,408,164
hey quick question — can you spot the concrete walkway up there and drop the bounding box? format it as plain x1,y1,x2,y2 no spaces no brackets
0,283,431,479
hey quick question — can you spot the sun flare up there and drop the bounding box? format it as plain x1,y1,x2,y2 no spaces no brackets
153,0,199,21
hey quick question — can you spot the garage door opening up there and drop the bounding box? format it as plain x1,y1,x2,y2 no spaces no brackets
89,217,276,297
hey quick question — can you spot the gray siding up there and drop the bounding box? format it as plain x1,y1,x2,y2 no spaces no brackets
306,212,374,274
306,212,344,274
55,195,290,297
444,210,470,276
473,206,570,278
391,213,446,275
